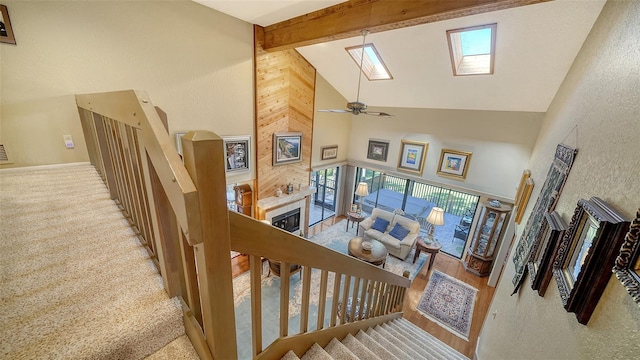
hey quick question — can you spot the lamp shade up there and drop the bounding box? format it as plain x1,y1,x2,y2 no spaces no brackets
426,207,445,226
355,182,369,197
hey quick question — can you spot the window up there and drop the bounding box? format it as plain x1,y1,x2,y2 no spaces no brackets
346,43,393,80
447,23,497,76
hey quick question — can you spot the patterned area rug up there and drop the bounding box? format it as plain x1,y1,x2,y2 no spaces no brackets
417,270,477,341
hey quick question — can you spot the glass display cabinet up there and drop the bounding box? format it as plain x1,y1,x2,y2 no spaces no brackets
464,200,512,276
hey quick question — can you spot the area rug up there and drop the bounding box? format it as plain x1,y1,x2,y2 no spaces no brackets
416,270,477,341
232,220,427,359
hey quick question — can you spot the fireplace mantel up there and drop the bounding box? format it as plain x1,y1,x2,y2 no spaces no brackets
257,186,316,213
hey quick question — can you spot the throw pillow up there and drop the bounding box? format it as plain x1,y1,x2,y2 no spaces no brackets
371,217,390,232
389,223,410,240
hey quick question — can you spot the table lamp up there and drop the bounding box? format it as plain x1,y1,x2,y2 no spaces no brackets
355,182,369,214
426,207,445,238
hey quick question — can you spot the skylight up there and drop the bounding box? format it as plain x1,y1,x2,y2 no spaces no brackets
447,23,497,76
346,43,393,81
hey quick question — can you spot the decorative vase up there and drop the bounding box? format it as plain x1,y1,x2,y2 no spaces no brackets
275,188,282,197
286,183,294,194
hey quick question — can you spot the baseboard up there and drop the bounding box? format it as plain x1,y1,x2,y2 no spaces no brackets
0,162,91,173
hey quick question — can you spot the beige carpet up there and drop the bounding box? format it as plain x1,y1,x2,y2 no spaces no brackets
0,164,187,359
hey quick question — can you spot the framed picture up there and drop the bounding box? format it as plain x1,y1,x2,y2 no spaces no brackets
350,204,358,213
437,149,472,180
397,140,428,175
321,145,338,160
273,132,302,166
514,169,531,207
223,136,250,173
0,5,16,45
367,139,389,162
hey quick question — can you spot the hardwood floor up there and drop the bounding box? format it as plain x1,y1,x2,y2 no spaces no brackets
230,215,495,359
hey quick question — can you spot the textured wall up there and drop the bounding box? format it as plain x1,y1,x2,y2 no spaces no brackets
478,0,640,358
0,1,254,176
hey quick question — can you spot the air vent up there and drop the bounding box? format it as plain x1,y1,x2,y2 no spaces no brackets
0,144,12,164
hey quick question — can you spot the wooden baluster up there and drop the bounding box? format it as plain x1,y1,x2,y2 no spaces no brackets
339,275,351,325
280,262,291,337
300,266,312,333
371,281,382,317
250,255,262,356
366,280,376,319
349,277,360,322
330,272,342,327
317,270,328,330
358,279,369,320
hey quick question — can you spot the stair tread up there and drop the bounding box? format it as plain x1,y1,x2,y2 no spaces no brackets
325,337,359,360
301,343,332,360
282,349,301,360
341,333,381,360
388,321,452,360
373,325,426,360
380,323,441,360
394,319,468,360
365,328,414,360
355,330,400,360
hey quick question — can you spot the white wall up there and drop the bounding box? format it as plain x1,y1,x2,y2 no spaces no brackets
0,0,255,186
346,107,543,200
478,1,640,358
311,74,351,166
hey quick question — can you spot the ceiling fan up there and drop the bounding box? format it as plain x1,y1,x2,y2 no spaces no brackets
318,30,394,117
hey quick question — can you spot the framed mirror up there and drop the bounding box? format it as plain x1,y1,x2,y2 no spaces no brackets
613,208,640,306
528,211,567,296
553,197,629,324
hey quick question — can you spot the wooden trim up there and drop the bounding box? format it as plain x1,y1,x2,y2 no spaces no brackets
255,312,403,359
262,0,550,51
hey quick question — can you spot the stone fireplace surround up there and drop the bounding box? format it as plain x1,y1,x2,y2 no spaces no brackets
257,186,316,234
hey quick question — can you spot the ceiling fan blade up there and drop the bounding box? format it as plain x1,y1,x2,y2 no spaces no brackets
362,111,394,117
318,109,350,113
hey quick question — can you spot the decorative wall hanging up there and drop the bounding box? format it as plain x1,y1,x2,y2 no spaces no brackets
397,140,428,175
273,132,302,165
528,211,567,297
552,197,629,324
320,145,338,160
366,139,389,162
515,178,534,224
223,136,250,173
0,5,16,45
613,208,640,306
511,144,577,294
437,149,472,180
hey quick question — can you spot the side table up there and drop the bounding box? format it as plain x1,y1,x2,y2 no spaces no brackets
346,211,365,233
413,237,442,271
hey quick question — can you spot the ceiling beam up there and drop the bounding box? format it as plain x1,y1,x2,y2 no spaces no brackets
263,0,551,51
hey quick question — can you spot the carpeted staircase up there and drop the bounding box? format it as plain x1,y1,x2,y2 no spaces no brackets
281,318,468,360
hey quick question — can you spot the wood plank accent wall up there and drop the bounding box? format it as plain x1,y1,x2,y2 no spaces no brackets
254,25,316,202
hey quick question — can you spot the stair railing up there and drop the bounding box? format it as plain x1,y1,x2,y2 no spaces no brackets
229,212,411,359
76,90,236,359
75,90,411,360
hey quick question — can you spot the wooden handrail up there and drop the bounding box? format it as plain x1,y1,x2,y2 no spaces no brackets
76,90,411,360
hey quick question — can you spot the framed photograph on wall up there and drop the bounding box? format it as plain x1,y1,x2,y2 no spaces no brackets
437,148,472,180
0,5,16,45
223,135,250,173
397,140,428,175
367,139,389,162
321,145,338,160
273,132,302,165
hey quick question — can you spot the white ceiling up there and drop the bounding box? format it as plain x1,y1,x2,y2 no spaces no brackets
196,0,606,113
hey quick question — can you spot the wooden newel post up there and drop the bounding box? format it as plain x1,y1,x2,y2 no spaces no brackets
181,131,237,359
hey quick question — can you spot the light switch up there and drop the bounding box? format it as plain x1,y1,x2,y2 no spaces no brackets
63,135,75,149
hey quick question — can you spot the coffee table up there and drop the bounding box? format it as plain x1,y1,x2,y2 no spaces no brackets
348,237,387,268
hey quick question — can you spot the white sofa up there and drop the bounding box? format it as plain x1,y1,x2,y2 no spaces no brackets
358,208,420,260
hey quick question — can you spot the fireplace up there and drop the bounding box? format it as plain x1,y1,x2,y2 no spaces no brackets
272,208,300,233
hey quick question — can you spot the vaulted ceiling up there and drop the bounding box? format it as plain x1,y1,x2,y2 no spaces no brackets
195,0,606,112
